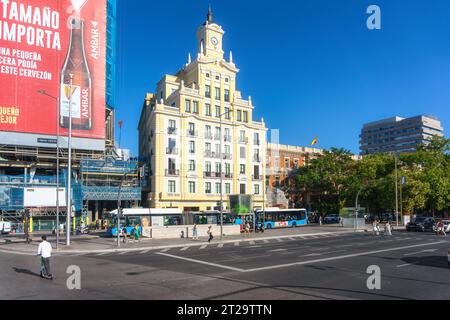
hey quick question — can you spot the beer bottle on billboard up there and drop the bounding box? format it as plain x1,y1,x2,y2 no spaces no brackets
60,17,92,130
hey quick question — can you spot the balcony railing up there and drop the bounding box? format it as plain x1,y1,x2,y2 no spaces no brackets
167,127,177,135
252,175,262,181
166,148,178,155
203,172,222,178
214,134,221,141
165,169,180,177
223,173,233,179
204,132,213,140
223,153,232,160
239,137,248,144
187,130,198,137
204,151,222,159
253,156,261,163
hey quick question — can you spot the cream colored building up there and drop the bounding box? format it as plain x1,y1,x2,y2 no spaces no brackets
138,9,267,212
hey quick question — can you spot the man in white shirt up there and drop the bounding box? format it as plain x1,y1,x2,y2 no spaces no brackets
37,235,53,279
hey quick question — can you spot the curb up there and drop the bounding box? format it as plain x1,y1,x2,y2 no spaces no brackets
0,230,363,256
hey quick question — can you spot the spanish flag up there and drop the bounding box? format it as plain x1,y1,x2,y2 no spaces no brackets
311,137,318,146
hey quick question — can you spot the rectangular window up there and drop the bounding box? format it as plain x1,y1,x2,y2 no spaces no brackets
215,87,221,100
237,110,242,121
254,184,260,195
225,183,231,195
205,103,211,116
215,183,221,194
189,141,195,153
284,158,290,168
205,182,212,194
240,147,246,159
243,111,248,123
205,143,211,152
224,107,230,120
193,101,199,114
188,182,196,193
189,160,195,171
168,181,176,193
240,164,246,174
224,89,230,102
225,163,231,175
169,120,176,130
205,162,212,173
215,162,221,174
215,105,220,118
294,159,299,168
254,165,260,178
205,85,211,98
225,145,230,156
254,132,260,145
240,184,246,195
185,99,191,113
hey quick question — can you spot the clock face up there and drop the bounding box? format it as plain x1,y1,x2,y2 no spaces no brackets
211,37,219,46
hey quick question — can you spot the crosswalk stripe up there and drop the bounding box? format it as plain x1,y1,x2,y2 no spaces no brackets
200,245,208,250
218,243,224,248
141,250,150,254
263,239,270,244
288,237,296,241
180,247,190,251
249,240,256,245
234,242,240,246
119,251,128,255
96,252,109,256
160,248,171,253
276,238,283,242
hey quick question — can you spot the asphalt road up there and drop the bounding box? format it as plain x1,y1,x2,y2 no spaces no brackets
1,231,449,300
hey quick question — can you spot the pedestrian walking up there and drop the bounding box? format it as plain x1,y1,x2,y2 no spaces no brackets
384,221,392,236
207,226,214,243
319,216,323,226
122,227,128,244
339,216,344,228
134,224,141,242
245,221,251,237
192,224,198,240
37,235,53,280
373,220,379,236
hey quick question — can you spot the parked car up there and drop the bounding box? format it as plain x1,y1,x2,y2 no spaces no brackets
323,214,340,224
406,217,436,232
0,221,11,235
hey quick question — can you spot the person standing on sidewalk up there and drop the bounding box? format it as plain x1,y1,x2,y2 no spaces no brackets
37,236,53,279
384,221,392,236
192,224,198,240
207,226,214,243
319,216,323,226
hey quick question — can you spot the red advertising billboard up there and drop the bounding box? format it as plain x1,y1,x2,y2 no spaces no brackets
0,0,106,150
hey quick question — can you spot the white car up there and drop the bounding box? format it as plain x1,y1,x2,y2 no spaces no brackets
442,220,450,233
0,221,11,234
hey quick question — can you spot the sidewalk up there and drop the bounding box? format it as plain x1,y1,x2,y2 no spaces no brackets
0,225,372,255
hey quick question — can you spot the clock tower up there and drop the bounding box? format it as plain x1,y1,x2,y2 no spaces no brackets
196,6,225,60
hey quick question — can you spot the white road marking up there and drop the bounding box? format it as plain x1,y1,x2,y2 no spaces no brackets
249,241,256,245
288,237,296,241
217,244,224,248
397,263,419,268
118,251,128,255
160,248,171,253
301,253,322,257
263,240,270,244
141,250,150,254
200,245,208,250
244,241,446,273
234,242,240,247
156,252,245,272
403,249,438,256
249,245,262,248
269,249,287,252
96,252,109,256
180,247,190,251
276,238,283,242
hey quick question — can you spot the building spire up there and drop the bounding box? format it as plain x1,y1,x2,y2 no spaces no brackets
207,4,213,23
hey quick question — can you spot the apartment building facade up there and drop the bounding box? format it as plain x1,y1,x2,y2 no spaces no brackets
138,9,267,212
360,115,444,155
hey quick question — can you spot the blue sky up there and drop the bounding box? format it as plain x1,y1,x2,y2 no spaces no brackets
115,0,450,155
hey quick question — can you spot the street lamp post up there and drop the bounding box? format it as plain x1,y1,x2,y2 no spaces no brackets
117,173,127,247
37,89,60,249
66,74,74,246
219,110,232,241
394,154,399,227
355,188,363,230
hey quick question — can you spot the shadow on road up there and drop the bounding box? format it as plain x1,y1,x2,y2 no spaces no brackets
13,267,41,278
401,256,450,269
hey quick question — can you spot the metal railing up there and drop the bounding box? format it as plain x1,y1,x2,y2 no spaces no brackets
187,130,198,137
165,169,180,177
204,132,213,140
166,148,178,155
167,127,177,135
